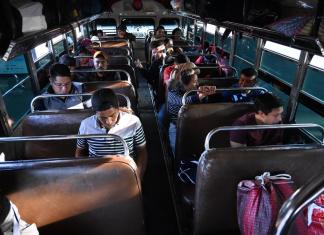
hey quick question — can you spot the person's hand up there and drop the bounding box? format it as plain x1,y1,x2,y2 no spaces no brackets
134,58,143,68
197,86,216,100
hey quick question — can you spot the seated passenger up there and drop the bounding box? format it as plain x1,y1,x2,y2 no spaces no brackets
84,51,122,82
168,68,216,153
34,63,83,111
151,25,166,42
171,28,182,41
59,54,76,71
116,24,136,42
230,93,284,147
75,88,147,179
223,68,265,102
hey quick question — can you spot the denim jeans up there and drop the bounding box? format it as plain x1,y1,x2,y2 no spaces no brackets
169,122,177,154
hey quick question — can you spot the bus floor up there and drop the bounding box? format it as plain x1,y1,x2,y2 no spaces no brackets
137,75,180,235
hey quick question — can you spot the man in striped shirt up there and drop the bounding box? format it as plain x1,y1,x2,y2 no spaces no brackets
75,88,147,179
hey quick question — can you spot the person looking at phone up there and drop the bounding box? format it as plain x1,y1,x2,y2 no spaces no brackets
167,68,216,153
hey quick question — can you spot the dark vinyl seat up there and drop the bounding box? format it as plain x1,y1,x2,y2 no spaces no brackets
194,145,324,235
19,109,93,159
82,80,137,113
175,103,254,216
0,157,145,235
198,66,237,78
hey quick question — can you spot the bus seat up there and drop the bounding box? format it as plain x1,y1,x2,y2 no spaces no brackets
108,64,137,87
198,77,239,88
21,110,93,159
96,47,131,57
0,157,145,235
82,81,137,113
198,66,237,78
194,145,324,235
176,103,254,166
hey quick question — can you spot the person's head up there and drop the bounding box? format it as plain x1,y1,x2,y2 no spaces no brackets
151,40,166,60
174,53,189,65
59,54,76,71
239,68,258,87
172,28,182,40
93,51,108,70
49,63,72,95
155,25,166,39
91,88,120,129
254,93,283,125
97,30,104,37
117,24,127,38
180,68,200,92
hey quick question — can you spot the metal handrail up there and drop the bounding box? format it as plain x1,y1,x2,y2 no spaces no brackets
30,93,131,112
0,134,129,156
204,123,324,150
182,87,268,105
274,171,324,235
71,69,131,83
91,39,131,48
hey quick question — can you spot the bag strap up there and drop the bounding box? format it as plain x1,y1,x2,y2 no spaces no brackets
11,202,20,235
255,172,292,186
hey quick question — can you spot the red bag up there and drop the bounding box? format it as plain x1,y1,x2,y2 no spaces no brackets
237,172,307,235
307,194,324,235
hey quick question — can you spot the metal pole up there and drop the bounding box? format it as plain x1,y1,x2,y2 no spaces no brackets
24,51,40,94
229,31,237,66
0,91,12,136
48,39,57,62
254,38,265,70
286,51,310,123
62,34,69,55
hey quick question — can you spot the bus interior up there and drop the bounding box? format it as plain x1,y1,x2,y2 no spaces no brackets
0,0,323,234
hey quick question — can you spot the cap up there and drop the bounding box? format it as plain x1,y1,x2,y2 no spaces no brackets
93,51,108,60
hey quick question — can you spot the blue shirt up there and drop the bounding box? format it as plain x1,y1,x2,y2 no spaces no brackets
222,84,265,103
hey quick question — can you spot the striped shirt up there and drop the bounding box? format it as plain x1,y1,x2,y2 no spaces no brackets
77,111,146,158
167,89,200,121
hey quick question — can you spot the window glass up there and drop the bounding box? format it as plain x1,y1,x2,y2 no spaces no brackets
31,43,50,62
261,51,298,86
159,18,179,35
295,102,323,140
264,41,301,60
235,36,257,63
3,77,34,127
206,24,216,34
53,41,65,57
52,35,63,44
310,55,324,70
195,21,204,45
96,18,116,35
233,57,253,74
35,54,52,70
121,18,154,39
0,56,29,94
302,67,324,102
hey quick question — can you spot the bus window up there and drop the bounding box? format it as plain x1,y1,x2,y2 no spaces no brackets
96,18,116,36
52,35,65,59
75,27,83,40
235,35,257,64
0,56,34,127
31,43,52,70
205,24,216,44
261,42,301,86
121,18,154,39
159,18,179,35
216,27,232,52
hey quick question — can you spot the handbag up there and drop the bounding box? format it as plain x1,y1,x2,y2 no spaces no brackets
307,194,324,235
237,172,307,235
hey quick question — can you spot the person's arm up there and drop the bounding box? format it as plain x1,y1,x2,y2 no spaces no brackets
75,147,88,157
135,144,148,180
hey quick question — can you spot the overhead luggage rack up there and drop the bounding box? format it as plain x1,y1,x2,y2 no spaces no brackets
1,12,109,61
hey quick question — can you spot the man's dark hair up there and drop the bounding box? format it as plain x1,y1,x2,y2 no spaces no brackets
241,67,258,78
59,54,76,67
49,63,71,81
117,24,127,32
254,93,283,115
91,88,119,112
156,25,165,32
150,40,165,49
172,27,181,36
174,53,189,64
